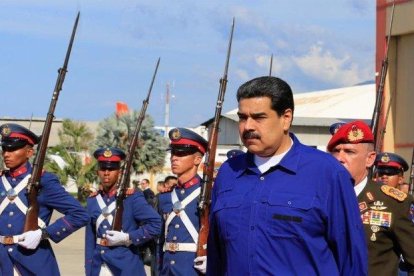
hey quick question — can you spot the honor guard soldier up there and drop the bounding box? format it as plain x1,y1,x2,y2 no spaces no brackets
375,152,409,192
328,120,414,276
158,128,208,275
207,77,367,275
84,147,161,276
0,123,89,275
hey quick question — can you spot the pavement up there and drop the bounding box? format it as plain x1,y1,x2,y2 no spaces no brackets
51,211,151,275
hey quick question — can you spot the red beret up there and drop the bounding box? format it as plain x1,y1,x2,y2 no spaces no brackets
327,120,374,152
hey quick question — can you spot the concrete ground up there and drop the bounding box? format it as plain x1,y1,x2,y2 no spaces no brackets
51,212,151,275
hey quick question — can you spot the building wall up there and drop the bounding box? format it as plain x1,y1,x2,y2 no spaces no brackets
377,0,414,180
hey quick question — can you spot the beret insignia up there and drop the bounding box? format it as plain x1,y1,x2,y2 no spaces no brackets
103,149,113,158
381,185,407,202
170,128,181,141
347,125,364,142
1,125,11,137
381,153,390,163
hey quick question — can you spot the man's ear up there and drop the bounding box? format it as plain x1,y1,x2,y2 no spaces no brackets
193,153,202,166
282,109,293,131
366,150,376,168
26,146,35,158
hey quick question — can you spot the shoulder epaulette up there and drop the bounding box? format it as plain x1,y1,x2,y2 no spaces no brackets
381,185,407,202
126,187,135,196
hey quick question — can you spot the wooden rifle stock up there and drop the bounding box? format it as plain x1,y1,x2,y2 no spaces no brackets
197,18,235,257
24,12,80,232
371,2,395,153
112,58,160,231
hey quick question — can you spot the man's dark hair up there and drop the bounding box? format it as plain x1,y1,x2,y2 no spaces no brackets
164,175,178,183
236,76,294,116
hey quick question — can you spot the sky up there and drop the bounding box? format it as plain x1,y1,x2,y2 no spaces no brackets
0,0,375,128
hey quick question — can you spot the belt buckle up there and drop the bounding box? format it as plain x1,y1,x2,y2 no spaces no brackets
4,236,14,245
168,242,179,252
100,239,108,246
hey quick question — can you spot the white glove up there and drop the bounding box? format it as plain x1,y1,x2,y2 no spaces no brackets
105,230,131,246
17,229,42,250
194,256,207,274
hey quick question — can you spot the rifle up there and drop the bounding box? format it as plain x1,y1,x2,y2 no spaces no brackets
24,12,80,232
112,58,160,231
197,18,235,258
409,148,414,195
371,1,395,153
269,53,273,76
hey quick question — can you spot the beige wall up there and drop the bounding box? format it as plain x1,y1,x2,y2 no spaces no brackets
381,1,414,182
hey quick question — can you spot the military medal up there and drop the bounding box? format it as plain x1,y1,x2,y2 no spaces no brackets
371,201,387,211
370,225,380,241
6,188,17,200
101,206,111,217
370,210,392,227
173,201,184,214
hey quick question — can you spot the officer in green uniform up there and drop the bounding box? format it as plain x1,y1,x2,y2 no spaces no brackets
328,120,414,276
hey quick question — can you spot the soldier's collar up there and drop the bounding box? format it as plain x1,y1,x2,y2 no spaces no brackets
99,185,117,197
177,176,199,189
8,162,29,178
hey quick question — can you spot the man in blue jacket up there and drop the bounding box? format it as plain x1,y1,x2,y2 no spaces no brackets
158,128,208,275
85,147,161,275
0,123,89,275
207,76,367,275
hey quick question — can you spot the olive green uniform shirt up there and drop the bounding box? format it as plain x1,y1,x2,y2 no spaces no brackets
358,180,414,276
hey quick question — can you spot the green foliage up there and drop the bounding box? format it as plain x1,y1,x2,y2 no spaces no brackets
95,111,168,174
44,119,97,202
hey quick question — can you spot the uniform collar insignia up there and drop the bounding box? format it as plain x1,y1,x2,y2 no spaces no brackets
359,202,368,212
366,192,374,201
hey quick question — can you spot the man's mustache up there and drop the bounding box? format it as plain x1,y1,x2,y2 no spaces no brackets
243,131,261,139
